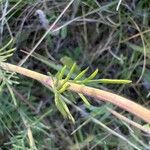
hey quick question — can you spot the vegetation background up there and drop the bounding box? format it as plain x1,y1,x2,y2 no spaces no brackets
0,0,150,149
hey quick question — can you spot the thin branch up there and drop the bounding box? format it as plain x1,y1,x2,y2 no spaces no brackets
0,62,150,124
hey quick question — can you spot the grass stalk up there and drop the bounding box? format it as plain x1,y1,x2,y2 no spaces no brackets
0,62,150,124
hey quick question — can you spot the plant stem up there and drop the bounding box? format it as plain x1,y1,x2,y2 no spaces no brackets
1,62,150,124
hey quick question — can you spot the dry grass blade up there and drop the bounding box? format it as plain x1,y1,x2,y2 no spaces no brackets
19,0,75,66
108,108,150,134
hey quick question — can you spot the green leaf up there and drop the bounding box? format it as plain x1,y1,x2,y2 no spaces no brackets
61,96,75,123
0,48,15,55
6,83,17,106
78,93,90,106
0,38,13,51
58,83,70,93
65,63,76,81
55,65,67,87
58,65,67,80
86,79,132,84
54,92,75,123
87,69,99,80
58,63,76,90
55,92,67,117
74,67,89,81
81,69,99,83
0,38,15,62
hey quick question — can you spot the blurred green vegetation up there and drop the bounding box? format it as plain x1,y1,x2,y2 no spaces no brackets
0,0,150,149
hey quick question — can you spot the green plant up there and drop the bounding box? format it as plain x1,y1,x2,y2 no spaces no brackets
1,38,150,148
1,60,150,124
1,0,150,149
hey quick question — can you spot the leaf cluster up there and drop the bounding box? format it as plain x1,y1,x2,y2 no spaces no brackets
52,63,131,122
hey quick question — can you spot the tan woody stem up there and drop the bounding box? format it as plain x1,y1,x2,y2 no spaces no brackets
1,62,150,124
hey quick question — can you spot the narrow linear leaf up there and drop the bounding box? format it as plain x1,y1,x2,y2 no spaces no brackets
65,63,76,81
87,69,99,80
58,63,76,89
61,96,75,123
55,93,67,117
0,48,16,55
86,79,132,84
55,92,75,123
78,93,90,106
58,83,70,93
1,53,14,61
81,69,98,83
58,65,67,80
55,65,67,87
6,83,17,106
74,67,89,81
0,38,13,51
